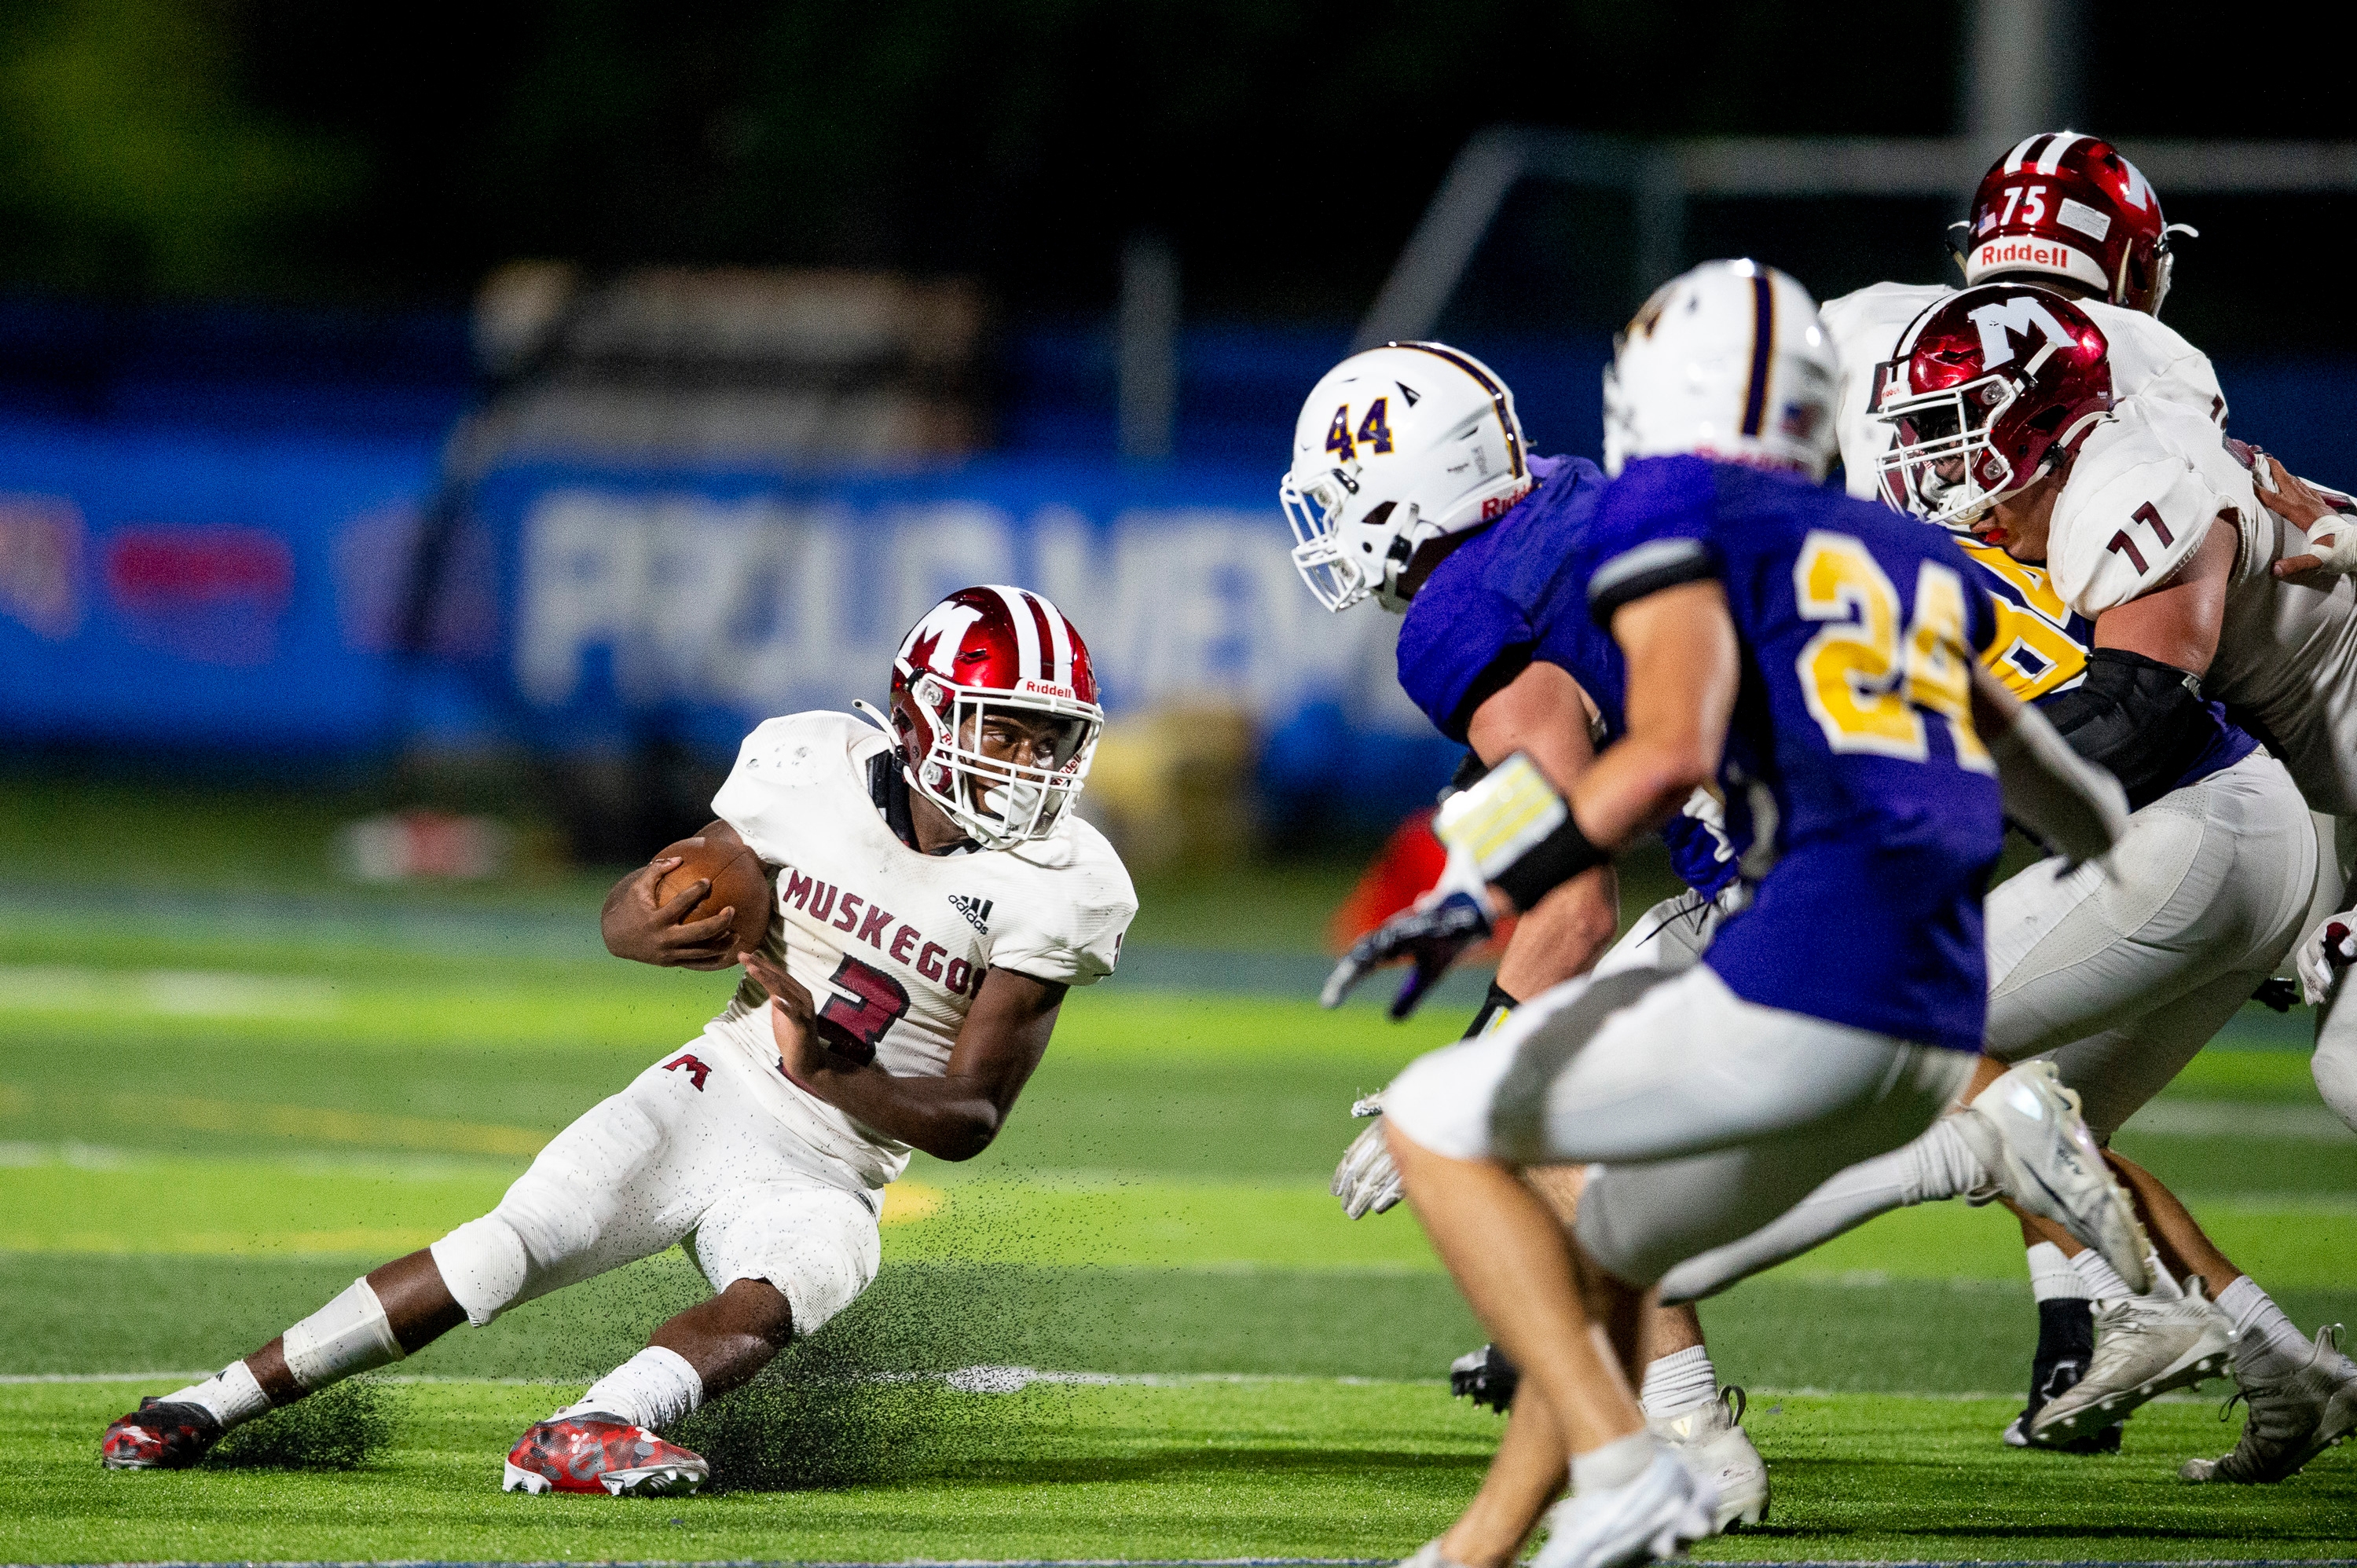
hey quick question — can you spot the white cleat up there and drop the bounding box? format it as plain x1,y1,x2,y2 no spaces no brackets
1649,1387,1768,1530
1953,1061,2151,1294
2029,1280,2237,1448
2181,1324,2357,1483
1533,1449,1717,1568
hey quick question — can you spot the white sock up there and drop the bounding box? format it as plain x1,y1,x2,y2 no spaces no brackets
2220,1275,2309,1379
2026,1242,2090,1302
1637,1346,1719,1419
2072,1249,2135,1303
561,1346,703,1431
160,1361,271,1431
1901,1116,1993,1202
1655,1116,1992,1301
280,1277,406,1390
1569,1431,1655,1495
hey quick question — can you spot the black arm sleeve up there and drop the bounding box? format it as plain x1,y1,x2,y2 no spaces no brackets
2035,647,2220,811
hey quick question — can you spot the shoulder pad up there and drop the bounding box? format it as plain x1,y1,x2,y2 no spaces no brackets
992,815,1138,986
2086,302,2228,427
2050,415,2230,616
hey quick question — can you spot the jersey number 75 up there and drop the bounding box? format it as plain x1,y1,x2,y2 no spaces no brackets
1793,530,1994,773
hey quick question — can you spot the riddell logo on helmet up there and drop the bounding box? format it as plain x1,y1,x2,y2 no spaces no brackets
1017,677,1074,699
1974,240,2084,273
1479,478,1535,520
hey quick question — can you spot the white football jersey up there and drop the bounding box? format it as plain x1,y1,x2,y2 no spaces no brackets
2018,396,2357,815
1820,281,2228,503
2215,513,2357,818
702,709,1135,1185
2045,395,2264,617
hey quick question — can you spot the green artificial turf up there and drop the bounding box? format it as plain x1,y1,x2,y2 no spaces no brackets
2,795,2352,1563
7,1379,2352,1564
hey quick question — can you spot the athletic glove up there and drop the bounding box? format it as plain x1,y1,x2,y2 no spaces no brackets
1321,881,1494,1018
1331,1090,1403,1218
2297,910,2357,1006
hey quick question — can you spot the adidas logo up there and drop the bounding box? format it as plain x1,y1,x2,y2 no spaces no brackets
948,893,993,933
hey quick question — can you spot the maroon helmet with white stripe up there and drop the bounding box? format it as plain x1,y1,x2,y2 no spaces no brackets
889,585,1103,848
1959,131,2186,316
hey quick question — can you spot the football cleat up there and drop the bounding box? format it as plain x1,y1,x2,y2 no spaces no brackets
1450,1343,1520,1413
2003,1298,2121,1453
100,1397,224,1470
1532,1448,1717,1568
2029,1280,2236,1448
501,1415,709,1497
2180,1324,2357,1483
1952,1061,2152,1294
1650,1386,1769,1530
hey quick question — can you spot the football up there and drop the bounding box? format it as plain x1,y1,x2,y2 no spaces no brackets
654,834,772,960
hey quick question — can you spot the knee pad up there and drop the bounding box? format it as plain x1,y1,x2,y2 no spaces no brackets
281,1277,404,1390
429,1214,530,1328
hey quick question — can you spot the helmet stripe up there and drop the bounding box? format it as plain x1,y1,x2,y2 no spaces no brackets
2003,134,2047,175
1032,590,1076,682
1391,342,1526,478
2035,130,2089,174
1739,271,1775,438
988,584,1043,680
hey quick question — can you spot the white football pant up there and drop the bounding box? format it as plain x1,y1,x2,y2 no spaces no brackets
1384,963,1972,1288
429,1034,883,1336
1658,748,2317,1302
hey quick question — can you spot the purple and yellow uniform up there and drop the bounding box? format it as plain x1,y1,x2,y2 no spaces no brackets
1570,456,2007,1053
1398,453,1743,900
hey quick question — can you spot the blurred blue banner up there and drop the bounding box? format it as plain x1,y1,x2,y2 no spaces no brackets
0,418,435,753
466,457,1460,809
0,423,1463,813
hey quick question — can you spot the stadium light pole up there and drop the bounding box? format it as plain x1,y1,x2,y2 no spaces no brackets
1118,233,1180,463
1963,0,2084,143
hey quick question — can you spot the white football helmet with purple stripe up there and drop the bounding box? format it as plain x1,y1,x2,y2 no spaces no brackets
889,585,1103,848
1604,260,1838,482
1281,341,1533,614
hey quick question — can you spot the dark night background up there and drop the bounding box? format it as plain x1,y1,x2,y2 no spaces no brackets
0,0,2338,346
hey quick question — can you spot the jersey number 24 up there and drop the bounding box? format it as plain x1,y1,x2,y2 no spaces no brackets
1794,530,1993,773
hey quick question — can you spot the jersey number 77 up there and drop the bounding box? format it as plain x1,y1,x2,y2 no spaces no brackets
1794,530,1994,772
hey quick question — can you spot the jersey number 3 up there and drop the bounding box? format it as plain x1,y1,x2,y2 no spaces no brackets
1794,531,1994,772
813,954,911,1065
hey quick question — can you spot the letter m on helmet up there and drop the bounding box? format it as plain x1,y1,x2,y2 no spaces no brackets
1969,295,2076,368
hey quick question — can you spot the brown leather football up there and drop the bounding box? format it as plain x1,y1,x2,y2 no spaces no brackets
653,834,772,961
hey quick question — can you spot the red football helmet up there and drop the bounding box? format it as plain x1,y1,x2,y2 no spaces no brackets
889,585,1103,848
1873,284,2113,529
1956,131,2187,316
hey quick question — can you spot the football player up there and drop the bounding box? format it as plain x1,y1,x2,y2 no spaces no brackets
1349,261,2132,1568
98,586,1137,1495
1816,137,2357,1471
1824,130,2357,1066
1668,280,2357,1480
1281,342,1768,1551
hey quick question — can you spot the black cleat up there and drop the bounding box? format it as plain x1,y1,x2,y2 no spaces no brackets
2003,1299,2122,1453
1450,1343,1520,1412
101,1398,224,1469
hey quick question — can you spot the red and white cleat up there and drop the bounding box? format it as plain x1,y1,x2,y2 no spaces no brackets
101,1398,224,1470
501,1415,709,1497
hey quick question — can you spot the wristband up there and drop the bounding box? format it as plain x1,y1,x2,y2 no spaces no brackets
1462,979,1520,1039
1432,752,1610,911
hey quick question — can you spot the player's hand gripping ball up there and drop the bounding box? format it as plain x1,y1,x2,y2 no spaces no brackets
645,835,772,969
